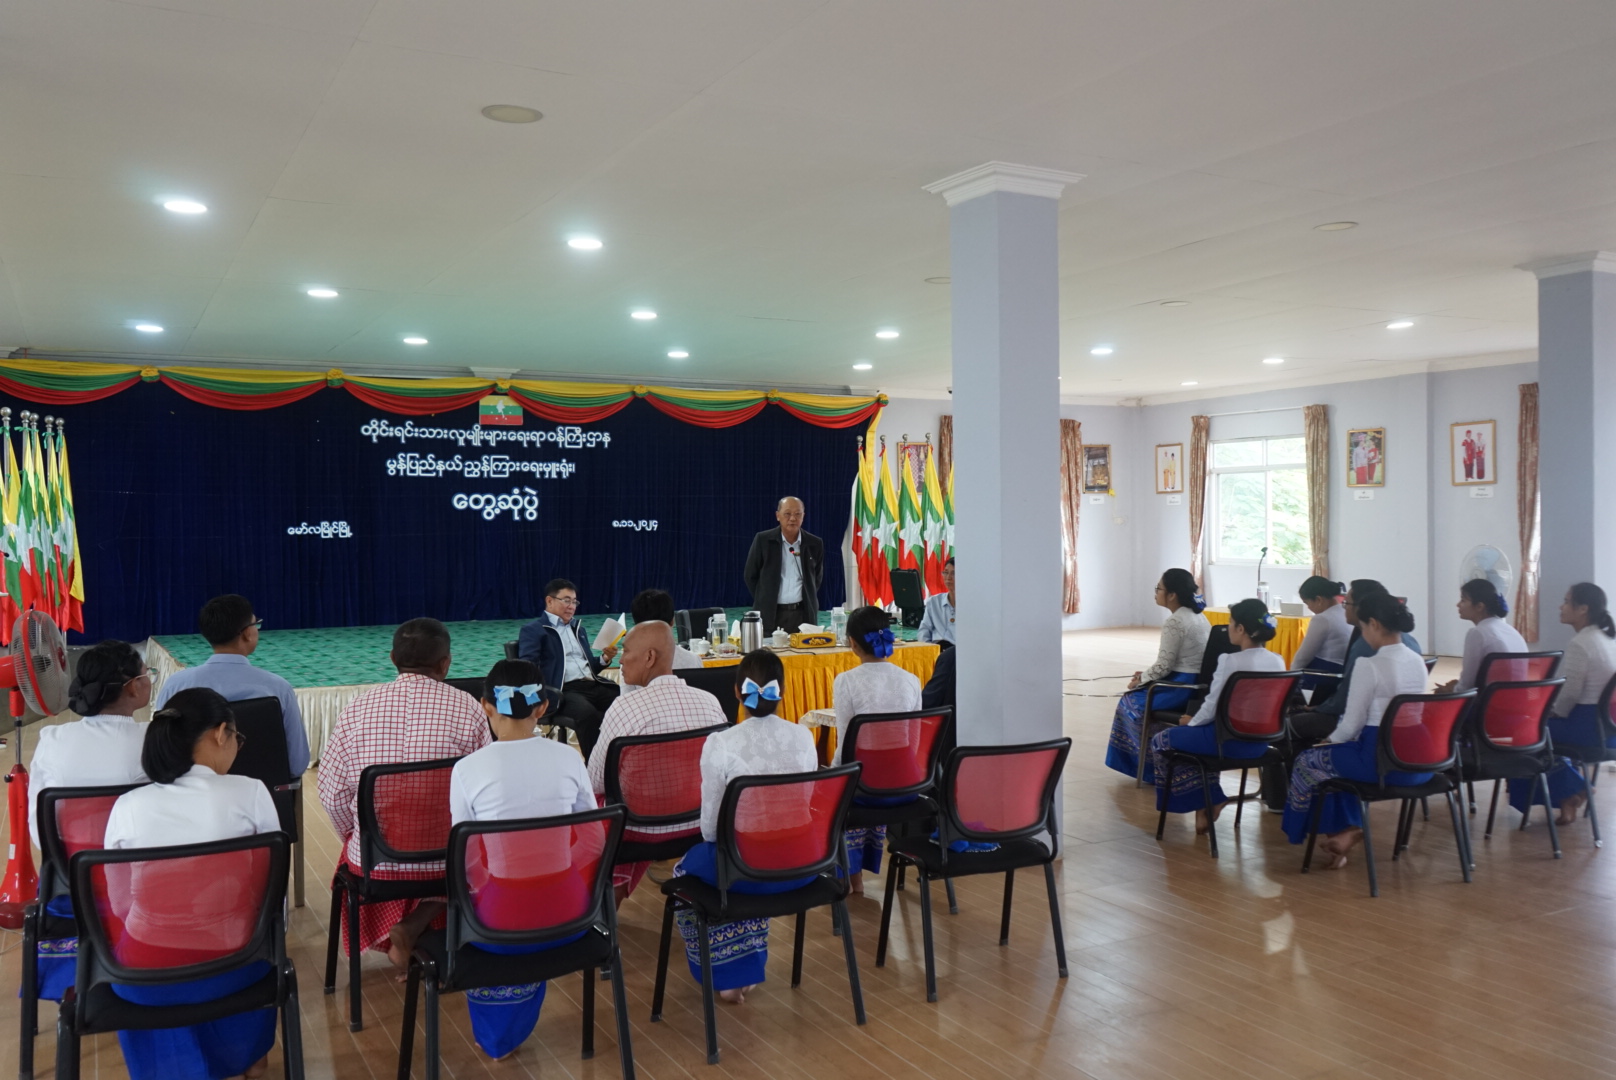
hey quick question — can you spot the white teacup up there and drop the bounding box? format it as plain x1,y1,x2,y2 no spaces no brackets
771,629,790,647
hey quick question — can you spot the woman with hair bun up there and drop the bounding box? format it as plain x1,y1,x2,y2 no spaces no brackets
1505,583,1616,824
1444,578,1526,693
1291,577,1351,688
1281,593,1432,868
1148,599,1285,833
102,687,282,1080
1105,568,1211,781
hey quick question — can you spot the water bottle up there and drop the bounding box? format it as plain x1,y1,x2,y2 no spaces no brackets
830,606,848,645
740,611,764,652
707,612,728,650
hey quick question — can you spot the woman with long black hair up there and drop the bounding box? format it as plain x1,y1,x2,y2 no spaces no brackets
1105,568,1210,781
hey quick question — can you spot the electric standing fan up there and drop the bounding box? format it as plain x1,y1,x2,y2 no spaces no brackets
1459,544,1515,598
0,608,71,927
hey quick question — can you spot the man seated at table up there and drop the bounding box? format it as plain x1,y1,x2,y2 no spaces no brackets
630,588,703,674
917,557,956,645
587,620,727,901
155,592,310,778
316,617,491,970
518,577,620,758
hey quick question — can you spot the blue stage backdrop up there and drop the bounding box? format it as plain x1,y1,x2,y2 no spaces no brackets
12,382,857,640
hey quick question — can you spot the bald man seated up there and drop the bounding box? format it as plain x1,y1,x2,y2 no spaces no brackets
743,495,825,633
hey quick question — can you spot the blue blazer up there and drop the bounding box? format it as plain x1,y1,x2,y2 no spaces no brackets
518,616,605,694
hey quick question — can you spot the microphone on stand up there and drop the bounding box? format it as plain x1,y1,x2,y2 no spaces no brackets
1256,546,1269,606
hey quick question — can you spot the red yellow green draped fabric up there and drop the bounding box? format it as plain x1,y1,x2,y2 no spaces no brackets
0,360,884,429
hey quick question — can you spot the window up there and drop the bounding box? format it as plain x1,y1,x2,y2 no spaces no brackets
1210,436,1310,566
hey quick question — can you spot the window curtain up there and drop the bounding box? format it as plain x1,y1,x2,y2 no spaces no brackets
938,413,953,485
1188,415,1211,584
1058,419,1082,614
1304,404,1330,578
1516,382,1541,642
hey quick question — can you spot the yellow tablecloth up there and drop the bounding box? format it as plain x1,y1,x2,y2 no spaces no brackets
701,642,940,722
1204,609,1310,666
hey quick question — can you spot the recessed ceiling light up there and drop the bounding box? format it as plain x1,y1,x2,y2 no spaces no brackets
1386,320,1414,329
667,349,689,359
306,287,339,299
402,336,428,345
1090,346,1114,356
1314,221,1357,231
134,323,164,333
1263,357,1285,365
162,199,207,214
567,236,603,251
480,104,543,124
852,362,873,371
924,276,951,285
875,329,900,340
1181,380,1198,387
1159,300,1190,307
631,310,657,321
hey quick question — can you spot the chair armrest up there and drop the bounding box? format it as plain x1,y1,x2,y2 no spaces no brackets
1142,681,1207,715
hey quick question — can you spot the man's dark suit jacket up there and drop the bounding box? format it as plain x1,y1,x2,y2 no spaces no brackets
921,644,955,710
517,615,606,700
743,527,825,629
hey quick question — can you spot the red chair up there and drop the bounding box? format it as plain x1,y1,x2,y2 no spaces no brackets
877,739,1071,1003
844,708,957,912
1300,692,1475,897
19,784,144,1080
396,806,634,1080
650,763,865,1065
1155,671,1302,858
1476,651,1563,687
323,756,459,1031
1554,672,1616,846
1457,678,1565,855
603,724,728,869
56,833,304,1080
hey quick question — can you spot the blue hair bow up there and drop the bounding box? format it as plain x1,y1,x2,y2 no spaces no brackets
741,677,781,711
493,683,542,716
864,628,896,659
1262,613,1277,629
1193,593,1206,607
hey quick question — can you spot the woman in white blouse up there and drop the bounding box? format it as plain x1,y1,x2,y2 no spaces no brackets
1106,568,1211,781
1149,599,1285,834
1291,577,1351,690
673,650,817,1005
1281,594,1432,868
1442,578,1527,692
1506,583,1616,824
102,688,282,1080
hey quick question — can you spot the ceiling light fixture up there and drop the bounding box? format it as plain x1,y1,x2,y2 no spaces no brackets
402,336,428,345
852,362,873,371
1159,300,1190,307
1386,320,1414,329
567,236,603,251
1314,221,1357,231
1263,357,1285,365
162,199,207,214
875,329,899,339
631,310,657,320
1181,380,1199,386
134,323,164,333
1090,346,1114,356
480,104,543,124
667,349,689,359
306,287,339,299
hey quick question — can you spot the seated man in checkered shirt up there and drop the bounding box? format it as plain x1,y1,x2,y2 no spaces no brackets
586,620,727,901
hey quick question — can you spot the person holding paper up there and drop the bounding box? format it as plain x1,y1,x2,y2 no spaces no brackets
518,578,620,759
743,496,825,634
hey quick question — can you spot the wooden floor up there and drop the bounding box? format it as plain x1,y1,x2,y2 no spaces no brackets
3,629,1613,1080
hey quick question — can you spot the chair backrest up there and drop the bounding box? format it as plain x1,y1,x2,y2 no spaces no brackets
940,738,1072,847
36,784,145,898
1376,692,1474,776
71,832,288,987
1598,673,1616,745
1476,651,1562,687
675,607,726,645
670,666,741,725
443,677,486,700
445,806,625,964
1472,679,1564,753
503,641,519,661
1424,657,1438,674
602,724,727,829
357,757,461,872
1214,671,1301,744
842,708,953,798
225,696,294,788
715,763,861,888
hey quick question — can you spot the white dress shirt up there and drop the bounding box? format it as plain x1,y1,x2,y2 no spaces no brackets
778,532,805,605
832,660,922,763
1185,647,1287,726
1141,605,1212,683
546,611,594,684
1329,642,1431,744
1457,616,1529,691
917,595,956,644
1292,602,1351,669
1553,625,1616,716
697,716,817,841
29,714,149,847
104,763,280,849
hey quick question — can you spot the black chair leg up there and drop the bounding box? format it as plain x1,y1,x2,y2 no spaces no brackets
1485,779,1502,839
1587,769,1603,848
876,857,899,967
1235,769,1248,828
1391,800,1412,860
397,962,420,1080
346,888,364,1031
1539,773,1563,858
54,997,78,1080
582,964,596,1059
1468,780,1477,815
610,942,637,1080
1156,756,1175,840
424,979,440,1080
999,870,1014,946
650,897,675,1021
323,880,343,994
1198,763,1219,859
1445,791,1472,884
20,909,38,1080
791,910,807,988
945,878,958,915
1359,797,1378,898
696,913,720,1064
1043,862,1068,978
835,899,866,1025
1301,786,1327,872
917,874,938,1003
1421,796,1430,821
896,861,906,891
282,965,306,1080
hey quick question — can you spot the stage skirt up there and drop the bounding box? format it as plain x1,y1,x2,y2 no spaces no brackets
335,858,445,956
112,962,276,1080
1506,705,1606,813
1281,727,1432,844
1149,725,1269,814
1299,658,1344,695
30,895,76,1002
1105,672,1201,782
673,842,814,991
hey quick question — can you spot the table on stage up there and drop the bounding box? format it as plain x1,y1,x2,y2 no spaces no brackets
1203,607,1311,666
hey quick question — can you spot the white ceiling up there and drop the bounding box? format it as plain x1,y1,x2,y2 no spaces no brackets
4,0,1616,399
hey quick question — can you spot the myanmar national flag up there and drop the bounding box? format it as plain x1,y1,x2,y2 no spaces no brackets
56,426,83,632
851,420,883,606
921,445,948,595
874,442,900,605
0,422,18,641
478,394,523,426
897,451,924,574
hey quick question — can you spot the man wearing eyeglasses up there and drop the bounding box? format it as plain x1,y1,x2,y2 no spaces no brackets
154,593,309,778
744,496,825,635
518,578,621,758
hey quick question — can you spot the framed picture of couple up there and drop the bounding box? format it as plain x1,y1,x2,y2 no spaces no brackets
1450,420,1496,485
1346,427,1385,488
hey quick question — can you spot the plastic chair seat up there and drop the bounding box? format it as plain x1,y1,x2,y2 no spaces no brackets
617,832,703,865
886,836,1054,878
660,873,849,921
74,966,283,1033
1163,747,1287,773
1318,773,1460,803
411,928,612,993
333,862,446,903
846,799,938,829
1558,742,1616,764
1463,745,1555,781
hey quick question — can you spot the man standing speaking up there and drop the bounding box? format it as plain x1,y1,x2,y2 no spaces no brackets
744,496,824,634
